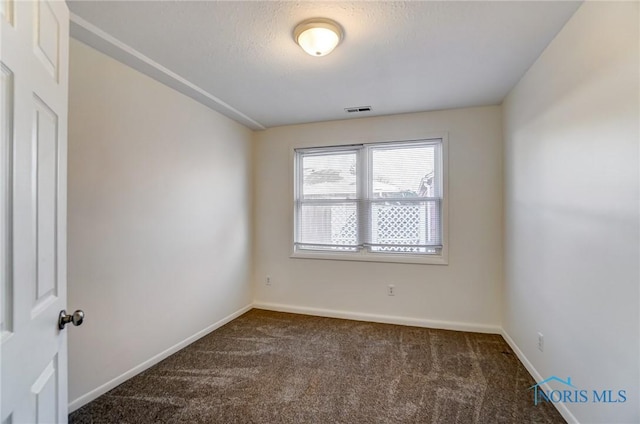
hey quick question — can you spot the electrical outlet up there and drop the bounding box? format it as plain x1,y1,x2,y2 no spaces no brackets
266,276,271,285
537,332,544,352
387,284,395,296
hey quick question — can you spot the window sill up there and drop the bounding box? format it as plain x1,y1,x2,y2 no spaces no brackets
290,250,448,265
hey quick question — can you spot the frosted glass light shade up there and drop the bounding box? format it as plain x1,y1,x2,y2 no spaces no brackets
294,18,343,57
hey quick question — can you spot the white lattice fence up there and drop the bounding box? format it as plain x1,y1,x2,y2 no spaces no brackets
371,203,426,252
332,205,357,248
330,203,427,252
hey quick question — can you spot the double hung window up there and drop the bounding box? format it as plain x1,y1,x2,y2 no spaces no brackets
294,139,444,261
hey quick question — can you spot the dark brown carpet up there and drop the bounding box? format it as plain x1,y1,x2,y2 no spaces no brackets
70,309,565,423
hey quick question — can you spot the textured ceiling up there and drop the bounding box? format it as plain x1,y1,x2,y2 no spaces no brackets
67,1,581,129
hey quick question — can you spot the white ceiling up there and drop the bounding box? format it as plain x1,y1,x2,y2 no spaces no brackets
67,1,581,130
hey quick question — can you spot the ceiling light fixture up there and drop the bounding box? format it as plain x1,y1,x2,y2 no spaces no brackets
293,18,343,57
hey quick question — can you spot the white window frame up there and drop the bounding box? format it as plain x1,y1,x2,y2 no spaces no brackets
291,136,448,265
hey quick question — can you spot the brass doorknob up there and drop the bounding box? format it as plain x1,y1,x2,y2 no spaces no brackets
58,310,84,330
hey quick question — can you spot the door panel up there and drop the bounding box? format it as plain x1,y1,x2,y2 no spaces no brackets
30,357,58,424
34,0,59,81
1,0,14,27
1,62,13,340
33,95,58,314
1,0,69,422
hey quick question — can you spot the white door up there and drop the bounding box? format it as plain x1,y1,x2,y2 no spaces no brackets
1,0,71,423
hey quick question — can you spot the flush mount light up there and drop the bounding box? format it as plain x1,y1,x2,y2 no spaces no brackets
293,18,343,57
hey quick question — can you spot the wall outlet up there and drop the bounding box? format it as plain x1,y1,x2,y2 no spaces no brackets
266,276,272,285
537,332,544,352
387,284,395,296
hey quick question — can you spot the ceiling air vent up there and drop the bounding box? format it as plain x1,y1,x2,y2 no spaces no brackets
344,106,372,113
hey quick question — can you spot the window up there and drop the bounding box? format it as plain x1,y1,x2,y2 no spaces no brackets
293,138,446,264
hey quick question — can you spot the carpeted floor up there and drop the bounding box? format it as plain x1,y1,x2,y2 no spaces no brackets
70,309,565,423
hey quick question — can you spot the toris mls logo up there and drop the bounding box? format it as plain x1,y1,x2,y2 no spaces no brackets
529,376,627,405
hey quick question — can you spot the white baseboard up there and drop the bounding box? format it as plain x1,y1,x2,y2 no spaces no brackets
500,329,580,424
253,301,501,334
68,303,253,413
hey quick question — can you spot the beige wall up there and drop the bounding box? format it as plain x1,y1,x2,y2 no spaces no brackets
253,106,503,331
67,39,254,408
502,2,639,423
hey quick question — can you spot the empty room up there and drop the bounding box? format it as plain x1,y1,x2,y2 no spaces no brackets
1,1,638,423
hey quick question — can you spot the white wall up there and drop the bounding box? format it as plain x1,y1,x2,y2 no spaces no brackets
253,107,503,331
67,39,254,408
502,2,639,423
